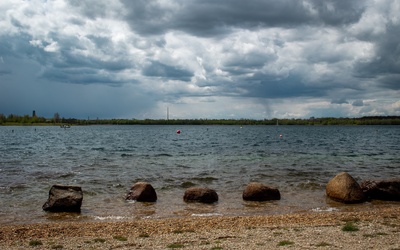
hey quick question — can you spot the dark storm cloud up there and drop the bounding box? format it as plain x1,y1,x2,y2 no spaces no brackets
4,32,133,86
223,50,277,74
352,100,364,106
0,34,38,59
1,0,399,119
309,0,365,25
352,12,400,90
122,0,365,37
355,24,400,74
379,75,400,90
0,70,11,76
40,67,132,86
142,61,193,81
66,0,118,19
331,98,349,105
242,73,327,99
55,34,133,69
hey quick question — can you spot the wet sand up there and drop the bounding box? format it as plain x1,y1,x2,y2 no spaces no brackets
1,206,399,249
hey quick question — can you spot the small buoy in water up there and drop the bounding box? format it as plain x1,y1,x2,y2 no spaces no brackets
279,134,283,138
176,130,181,134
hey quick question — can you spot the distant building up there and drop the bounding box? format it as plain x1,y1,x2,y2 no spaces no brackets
32,110,36,117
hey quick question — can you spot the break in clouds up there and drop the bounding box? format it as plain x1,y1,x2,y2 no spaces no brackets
0,0,399,119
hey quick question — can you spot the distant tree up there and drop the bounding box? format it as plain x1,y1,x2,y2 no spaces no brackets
22,114,30,124
53,113,60,123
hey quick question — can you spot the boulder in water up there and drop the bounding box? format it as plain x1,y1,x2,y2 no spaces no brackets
326,172,365,203
242,182,281,201
42,185,83,212
126,182,157,202
360,179,400,201
183,187,218,203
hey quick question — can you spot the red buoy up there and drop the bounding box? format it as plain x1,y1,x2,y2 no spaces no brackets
176,130,181,134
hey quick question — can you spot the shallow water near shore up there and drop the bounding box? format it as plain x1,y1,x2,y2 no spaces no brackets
0,125,399,224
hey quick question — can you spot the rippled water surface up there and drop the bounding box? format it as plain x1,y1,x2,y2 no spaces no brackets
0,125,399,224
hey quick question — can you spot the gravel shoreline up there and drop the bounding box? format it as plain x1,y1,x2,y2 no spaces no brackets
1,206,399,249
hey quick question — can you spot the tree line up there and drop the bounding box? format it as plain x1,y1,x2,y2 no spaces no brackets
1,113,399,126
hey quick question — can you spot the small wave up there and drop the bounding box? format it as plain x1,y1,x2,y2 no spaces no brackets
9,184,28,191
191,177,218,183
191,213,222,217
256,173,274,178
117,148,134,152
366,152,384,156
121,153,133,157
31,172,55,180
59,172,76,178
160,185,175,190
91,147,105,151
155,153,173,157
32,171,76,180
312,207,339,212
83,190,97,196
181,181,196,188
297,181,323,190
0,186,12,194
176,164,190,169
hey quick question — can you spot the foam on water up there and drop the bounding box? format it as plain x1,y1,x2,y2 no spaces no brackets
191,213,223,217
94,215,127,221
311,207,339,212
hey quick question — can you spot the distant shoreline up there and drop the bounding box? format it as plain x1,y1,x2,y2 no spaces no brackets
1,115,400,126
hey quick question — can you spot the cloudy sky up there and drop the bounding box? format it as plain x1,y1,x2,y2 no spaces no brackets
1,0,399,119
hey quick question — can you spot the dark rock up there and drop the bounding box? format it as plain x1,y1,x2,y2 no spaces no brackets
183,187,218,203
360,179,400,201
326,172,365,203
242,182,281,201
42,185,83,212
126,182,157,202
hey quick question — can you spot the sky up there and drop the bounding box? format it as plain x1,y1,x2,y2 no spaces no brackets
0,0,399,120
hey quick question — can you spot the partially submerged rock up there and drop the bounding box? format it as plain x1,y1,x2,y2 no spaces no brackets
126,182,157,202
42,185,83,212
183,187,218,203
242,182,281,201
326,172,365,203
360,179,400,201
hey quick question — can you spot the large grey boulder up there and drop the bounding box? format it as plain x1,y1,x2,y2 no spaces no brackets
360,179,400,201
183,187,218,203
42,185,83,212
242,182,281,201
126,182,157,202
326,172,365,203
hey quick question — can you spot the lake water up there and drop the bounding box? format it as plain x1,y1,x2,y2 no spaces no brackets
0,125,399,224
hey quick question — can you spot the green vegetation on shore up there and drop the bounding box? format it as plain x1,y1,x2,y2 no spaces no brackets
1,113,399,126
342,221,359,232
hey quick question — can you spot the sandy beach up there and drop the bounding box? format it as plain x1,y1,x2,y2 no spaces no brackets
1,206,399,249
